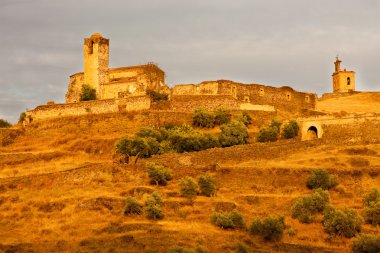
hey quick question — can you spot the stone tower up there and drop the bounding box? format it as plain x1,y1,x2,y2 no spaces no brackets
84,33,109,98
332,57,355,93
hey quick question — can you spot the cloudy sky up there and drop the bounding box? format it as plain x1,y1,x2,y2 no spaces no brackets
1,0,380,123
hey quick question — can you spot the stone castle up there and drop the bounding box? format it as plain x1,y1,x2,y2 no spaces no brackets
25,33,357,124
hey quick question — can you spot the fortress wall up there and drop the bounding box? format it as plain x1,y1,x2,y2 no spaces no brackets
27,96,151,122
171,81,315,112
172,82,219,95
225,82,315,112
170,95,240,111
66,73,85,103
322,119,380,143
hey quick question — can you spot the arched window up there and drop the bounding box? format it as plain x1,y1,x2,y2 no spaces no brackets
347,77,351,85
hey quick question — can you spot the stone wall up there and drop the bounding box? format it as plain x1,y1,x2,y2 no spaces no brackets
169,95,241,111
26,96,151,123
171,80,316,113
66,64,166,103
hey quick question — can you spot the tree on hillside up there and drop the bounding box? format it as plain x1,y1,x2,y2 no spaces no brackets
79,84,96,101
115,136,159,164
0,119,11,128
219,121,249,147
18,112,26,124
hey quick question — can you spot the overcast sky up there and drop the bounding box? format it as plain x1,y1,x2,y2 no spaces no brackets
1,0,380,123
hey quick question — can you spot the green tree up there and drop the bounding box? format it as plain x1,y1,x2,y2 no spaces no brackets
306,169,338,190
115,136,159,164
353,234,380,253
79,84,96,101
323,206,363,238
0,119,11,128
282,120,299,139
249,216,285,241
239,111,253,126
214,107,231,125
211,210,245,229
364,201,380,226
198,174,217,197
219,121,249,147
257,127,278,142
146,89,169,102
364,188,380,207
145,192,164,220
147,163,173,186
124,197,143,215
291,189,330,223
18,112,26,124
192,109,215,128
180,177,199,202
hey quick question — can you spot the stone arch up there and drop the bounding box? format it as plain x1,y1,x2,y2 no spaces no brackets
307,126,318,140
301,122,323,141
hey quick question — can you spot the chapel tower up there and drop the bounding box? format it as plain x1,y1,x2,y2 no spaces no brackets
332,57,355,93
83,33,109,98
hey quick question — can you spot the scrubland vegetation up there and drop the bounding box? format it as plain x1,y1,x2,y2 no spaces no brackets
1,108,379,253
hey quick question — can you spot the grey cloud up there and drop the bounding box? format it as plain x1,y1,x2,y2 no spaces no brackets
1,0,379,123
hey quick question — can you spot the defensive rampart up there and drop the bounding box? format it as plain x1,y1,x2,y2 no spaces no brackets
26,96,150,123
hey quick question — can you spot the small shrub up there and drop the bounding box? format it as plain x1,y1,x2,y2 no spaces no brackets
269,119,282,133
79,84,96,101
18,112,26,124
147,163,173,186
249,216,285,241
281,120,299,139
291,188,330,223
198,174,216,197
235,243,251,253
146,89,169,102
145,192,164,220
211,210,245,229
199,133,220,150
192,109,215,128
124,197,142,215
239,111,253,126
364,201,380,226
214,107,231,125
219,120,249,147
257,127,278,142
306,169,338,190
180,177,199,201
136,127,163,142
287,228,296,237
364,188,380,207
353,234,380,253
323,206,363,238
0,119,11,128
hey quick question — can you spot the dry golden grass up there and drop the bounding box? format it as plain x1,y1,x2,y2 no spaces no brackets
0,113,379,252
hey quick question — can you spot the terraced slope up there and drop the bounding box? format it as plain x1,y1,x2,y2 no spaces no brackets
1,127,379,253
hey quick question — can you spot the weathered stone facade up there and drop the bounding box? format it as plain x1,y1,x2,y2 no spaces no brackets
172,80,315,113
332,57,355,93
26,33,320,124
65,33,167,103
25,97,150,123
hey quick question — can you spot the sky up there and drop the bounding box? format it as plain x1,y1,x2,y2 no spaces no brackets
1,0,380,123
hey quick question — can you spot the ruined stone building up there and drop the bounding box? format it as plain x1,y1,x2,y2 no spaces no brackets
25,33,331,123
66,33,167,103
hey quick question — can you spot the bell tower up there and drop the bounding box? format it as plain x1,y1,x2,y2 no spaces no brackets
83,33,109,98
332,57,355,93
